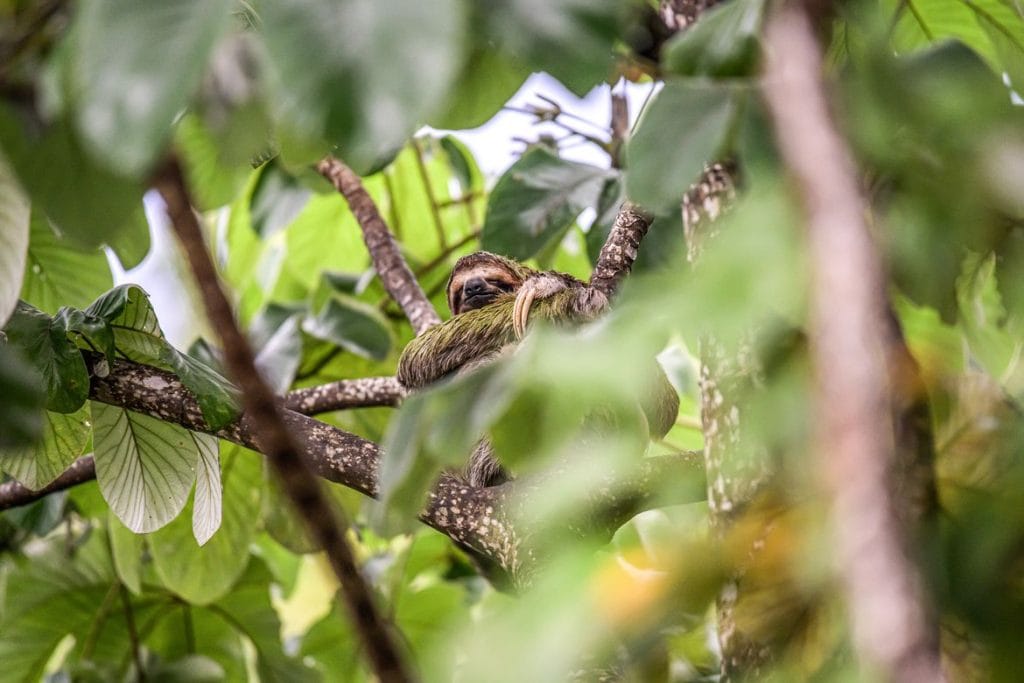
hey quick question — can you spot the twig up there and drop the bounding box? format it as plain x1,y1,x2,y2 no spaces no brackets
154,158,414,683
317,156,441,336
762,5,943,682
609,89,630,169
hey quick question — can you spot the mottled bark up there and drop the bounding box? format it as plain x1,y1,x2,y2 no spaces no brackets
285,376,405,414
317,155,442,336
155,158,414,683
683,161,738,263
589,201,654,300
762,5,942,681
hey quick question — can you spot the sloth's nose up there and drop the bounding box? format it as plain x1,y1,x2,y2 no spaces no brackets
464,278,488,296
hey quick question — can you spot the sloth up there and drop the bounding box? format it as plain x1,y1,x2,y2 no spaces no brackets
397,251,678,486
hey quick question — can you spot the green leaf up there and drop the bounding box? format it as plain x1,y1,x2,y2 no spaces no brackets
20,211,113,314
0,531,117,683
0,108,144,248
91,403,201,533
282,192,369,291
254,314,303,394
432,47,530,129
972,0,1024,91
303,294,393,361
250,161,313,239
662,0,767,77
191,432,222,546
0,157,30,325
626,80,743,212
481,0,626,94
4,302,89,413
0,404,89,489
176,113,253,211
482,148,613,260
70,0,234,175
54,306,116,360
106,206,152,270
108,511,144,594
0,342,45,449
86,285,241,429
260,0,466,174
149,443,264,604
887,0,998,65
213,559,319,682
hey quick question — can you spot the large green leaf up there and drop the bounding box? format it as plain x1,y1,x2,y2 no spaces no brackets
432,47,530,129
86,285,240,429
3,302,89,413
0,342,45,449
91,403,201,533
0,157,29,326
662,0,766,77
0,108,144,248
20,211,113,314
625,80,743,212
148,443,264,604
191,432,223,546
260,0,466,174
176,113,254,211
0,405,89,489
482,147,613,260
70,0,234,175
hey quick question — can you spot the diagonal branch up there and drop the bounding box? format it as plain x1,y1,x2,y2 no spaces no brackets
317,155,442,336
154,157,414,683
589,202,654,300
762,5,942,682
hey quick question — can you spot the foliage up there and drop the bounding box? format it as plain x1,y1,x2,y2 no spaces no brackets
0,0,1024,680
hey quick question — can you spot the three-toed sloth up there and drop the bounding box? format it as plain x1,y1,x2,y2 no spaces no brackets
397,251,678,487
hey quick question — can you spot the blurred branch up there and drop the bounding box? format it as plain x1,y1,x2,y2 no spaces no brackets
762,5,943,682
317,155,442,336
154,157,414,683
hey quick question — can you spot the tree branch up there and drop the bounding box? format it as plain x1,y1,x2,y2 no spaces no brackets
285,376,405,414
317,155,442,336
762,5,943,682
589,202,654,300
154,158,414,683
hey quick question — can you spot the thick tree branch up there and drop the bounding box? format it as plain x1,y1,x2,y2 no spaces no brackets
154,158,414,683
317,156,442,336
762,5,942,682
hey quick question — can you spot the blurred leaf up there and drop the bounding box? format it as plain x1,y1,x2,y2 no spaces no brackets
0,157,30,326
303,294,392,361
20,211,113,314
260,0,466,174
885,0,1001,66
148,655,226,682
432,47,529,129
149,443,264,604
91,403,200,533
250,160,312,239
4,302,89,413
86,285,240,429
70,0,234,175
662,0,766,77
0,108,144,248
439,135,482,195
213,559,319,682
0,404,89,489
482,147,612,260
973,0,1024,92
176,113,253,211
108,511,144,594
0,342,45,449
0,531,117,683
626,80,744,212
106,205,152,270
191,432,222,546
480,0,626,94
